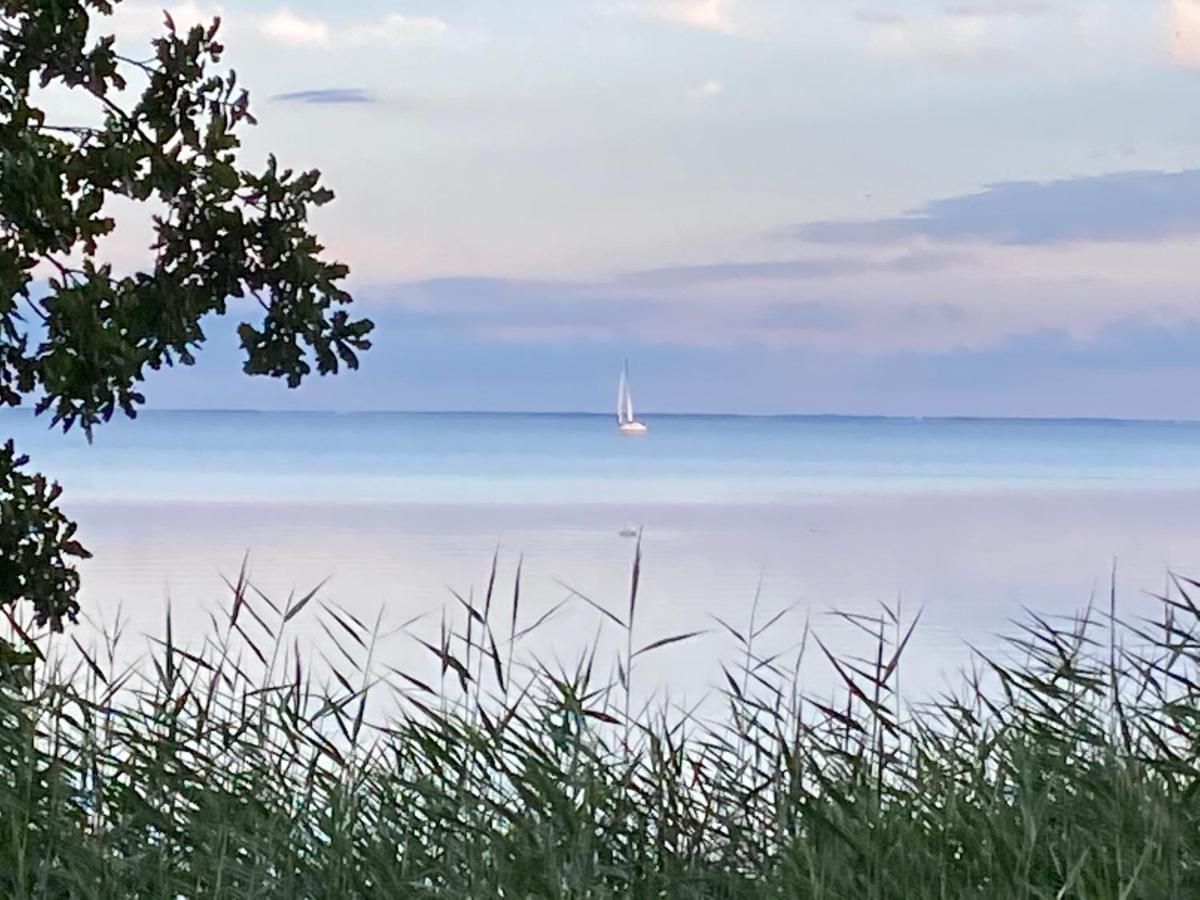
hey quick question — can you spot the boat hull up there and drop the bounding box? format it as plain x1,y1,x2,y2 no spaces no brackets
618,421,648,435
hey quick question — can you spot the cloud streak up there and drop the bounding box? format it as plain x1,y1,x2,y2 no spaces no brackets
271,88,377,104
793,169,1200,246
623,250,966,286
374,274,867,345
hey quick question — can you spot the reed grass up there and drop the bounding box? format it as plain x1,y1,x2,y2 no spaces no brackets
3,545,1200,898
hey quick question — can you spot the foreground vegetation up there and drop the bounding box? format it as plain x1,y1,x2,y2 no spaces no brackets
3,549,1200,898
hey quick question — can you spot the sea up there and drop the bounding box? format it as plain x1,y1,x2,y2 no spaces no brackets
6,409,1200,704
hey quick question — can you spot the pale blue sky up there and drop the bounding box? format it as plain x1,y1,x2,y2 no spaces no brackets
86,0,1200,416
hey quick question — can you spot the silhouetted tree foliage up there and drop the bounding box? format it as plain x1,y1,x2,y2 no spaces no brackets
0,0,372,636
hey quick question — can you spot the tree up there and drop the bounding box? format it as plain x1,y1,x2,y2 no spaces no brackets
0,0,373,634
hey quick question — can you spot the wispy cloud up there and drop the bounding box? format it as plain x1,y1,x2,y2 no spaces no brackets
114,3,454,50
854,1,1054,62
271,88,377,105
344,13,449,46
614,0,734,32
792,170,1200,246
692,78,724,97
386,277,658,342
369,247,977,349
941,1,1052,17
259,7,450,48
854,9,906,25
623,250,965,286
856,1,1053,24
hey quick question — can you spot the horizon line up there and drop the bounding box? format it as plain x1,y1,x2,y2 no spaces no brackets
3,407,1195,425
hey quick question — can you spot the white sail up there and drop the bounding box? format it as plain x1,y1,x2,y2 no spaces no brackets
623,384,634,424
617,361,647,434
618,363,634,424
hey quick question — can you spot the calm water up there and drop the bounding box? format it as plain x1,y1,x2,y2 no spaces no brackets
8,410,1200,503
6,409,1200,700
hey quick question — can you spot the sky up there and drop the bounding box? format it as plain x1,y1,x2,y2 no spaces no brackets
52,0,1200,416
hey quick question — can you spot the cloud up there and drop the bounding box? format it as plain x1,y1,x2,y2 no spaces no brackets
755,302,855,332
260,8,329,45
1170,0,1200,67
858,13,994,61
792,169,1200,246
406,289,854,344
345,13,449,45
622,250,966,286
365,251,964,305
142,304,1200,418
941,1,1052,17
854,9,907,25
271,88,377,105
692,78,724,97
369,249,973,348
348,293,1200,416
854,1,1054,62
110,1,223,42
615,0,733,32
382,277,660,341
361,208,1200,362
113,4,453,50
258,8,450,48
883,318,1200,394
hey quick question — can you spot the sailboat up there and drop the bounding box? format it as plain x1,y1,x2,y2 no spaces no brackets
617,362,648,435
